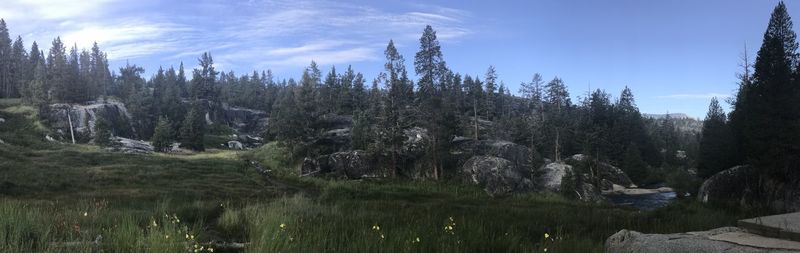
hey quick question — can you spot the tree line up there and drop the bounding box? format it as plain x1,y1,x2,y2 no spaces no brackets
0,20,693,183
697,2,800,191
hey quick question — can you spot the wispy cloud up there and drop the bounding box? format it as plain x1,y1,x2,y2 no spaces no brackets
0,0,115,20
2,0,474,71
656,93,731,99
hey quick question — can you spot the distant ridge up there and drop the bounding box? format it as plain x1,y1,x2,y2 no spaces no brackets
643,113,692,120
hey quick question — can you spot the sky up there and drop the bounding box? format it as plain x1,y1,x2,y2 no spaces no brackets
0,0,793,118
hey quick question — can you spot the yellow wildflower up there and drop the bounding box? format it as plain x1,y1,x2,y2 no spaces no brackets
209,248,214,252
415,237,420,242
544,233,550,239
544,248,548,252
372,225,380,231
83,212,88,217
380,234,385,239
280,223,286,229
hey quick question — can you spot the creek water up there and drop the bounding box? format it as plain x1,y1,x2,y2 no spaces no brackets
606,191,677,211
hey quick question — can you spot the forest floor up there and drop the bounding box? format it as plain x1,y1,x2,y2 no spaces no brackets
0,98,758,252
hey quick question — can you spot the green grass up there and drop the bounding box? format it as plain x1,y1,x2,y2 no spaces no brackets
0,98,758,252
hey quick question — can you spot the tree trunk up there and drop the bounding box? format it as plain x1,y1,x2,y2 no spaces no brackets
473,100,478,140
554,129,560,162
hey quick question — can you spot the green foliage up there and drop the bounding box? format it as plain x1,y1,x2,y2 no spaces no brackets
242,141,294,176
665,168,701,197
151,117,174,152
697,98,736,178
94,111,113,147
730,2,800,182
621,143,648,184
560,169,578,199
180,102,206,151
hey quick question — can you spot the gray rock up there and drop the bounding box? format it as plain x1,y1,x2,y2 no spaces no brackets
227,141,244,150
698,165,755,204
301,157,320,176
402,127,429,156
169,142,183,152
576,182,606,203
328,150,384,179
0,117,5,124
316,128,351,148
451,138,533,172
46,99,136,141
232,134,264,148
537,162,572,192
108,137,153,154
302,150,385,179
221,103,268,134
566,154,635,188
315,114,353,130
605,227,800,253
462,155,533,197
45,135,58,142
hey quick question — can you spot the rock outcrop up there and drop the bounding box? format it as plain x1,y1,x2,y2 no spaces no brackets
537,162,572,192
697,165,756,204
462,155,533,197
605,227,800,253
46,99,136,142
227,141,244,150
195,100,269,134
220,103,268,134
107,137,154,154
698,165,800,212
451,138,532,171
303,150,386,179
566,154,635,188
312,114,354,153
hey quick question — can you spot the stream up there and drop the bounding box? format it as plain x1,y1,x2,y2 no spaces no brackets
606,191,677,211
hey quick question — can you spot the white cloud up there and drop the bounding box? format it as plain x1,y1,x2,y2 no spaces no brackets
2,0,474,72
0,0,116,20
263,47,378,67
60,20,194,55
656,93,731,99
267,41,351,56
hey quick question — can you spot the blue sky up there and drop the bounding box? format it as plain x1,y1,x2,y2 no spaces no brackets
0,0,793,117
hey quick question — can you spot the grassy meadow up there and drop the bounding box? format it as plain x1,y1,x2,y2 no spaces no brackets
0,99,756,252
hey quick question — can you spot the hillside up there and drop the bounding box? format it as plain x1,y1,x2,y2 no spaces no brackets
0,98,749,252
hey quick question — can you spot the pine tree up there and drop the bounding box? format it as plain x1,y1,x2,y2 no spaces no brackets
28,56,48,106
730,2,800,179
0,19,12,98
697,97,736,178
90,42,111,98
544,77,571,161
622,143,648,184
152,117,175,152
47,37,69,102
414,25,449,179
10,36,28,99
180,103,206,151
270,86,304,143
94,112,113,146
191,52,218,100
382,40,414,176
484,66,498,120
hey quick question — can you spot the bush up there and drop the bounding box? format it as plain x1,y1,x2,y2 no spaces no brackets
242,142,294,176
665,168,701,197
